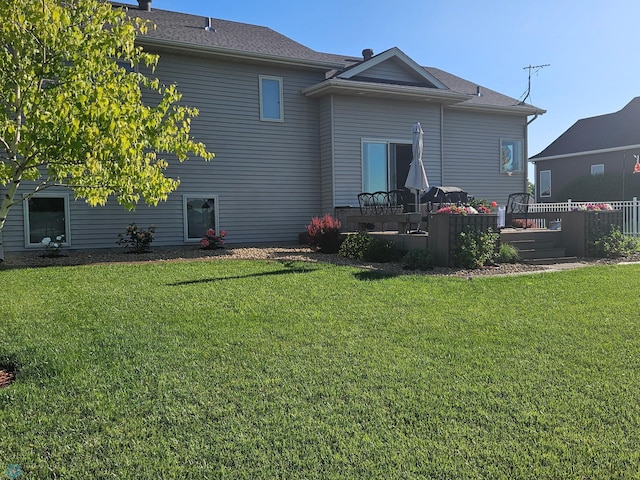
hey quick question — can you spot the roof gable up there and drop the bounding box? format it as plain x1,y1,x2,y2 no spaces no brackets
337,48,446,89
532,97,640,160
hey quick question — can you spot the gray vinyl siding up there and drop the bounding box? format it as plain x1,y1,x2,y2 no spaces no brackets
354,58,422,84
332,96,441,207
2,53,327,253
442,109,528,204
319,96,334,213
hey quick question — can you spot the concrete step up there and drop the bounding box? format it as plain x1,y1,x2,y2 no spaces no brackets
508,239,556,251
516,247,567,260
522,256,579,265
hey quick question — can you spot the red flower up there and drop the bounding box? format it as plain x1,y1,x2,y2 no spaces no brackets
490,201,498,208
206,228,215,236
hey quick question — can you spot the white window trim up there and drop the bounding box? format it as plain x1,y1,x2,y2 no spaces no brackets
591,164,605,175
259,75,284,122
183,194,220,243
500,138,525,174
361,138,411,192
23,193,71,248
539,170,552,198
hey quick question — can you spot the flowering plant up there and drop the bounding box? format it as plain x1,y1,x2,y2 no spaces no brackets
436,205,478,215
41,235,65,257
200,228,227,249
573,203,613,211
117,224,155,253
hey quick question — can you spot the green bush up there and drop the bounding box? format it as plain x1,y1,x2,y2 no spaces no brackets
402,249,434,270
117,224,155,253
592,226,639,258
453,227,499,269
497,243,520,264
338,231,399,263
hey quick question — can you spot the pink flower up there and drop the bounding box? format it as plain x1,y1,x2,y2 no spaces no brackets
219,230,227,237
206,228,215,236
490,201,498,208
200,238,210,248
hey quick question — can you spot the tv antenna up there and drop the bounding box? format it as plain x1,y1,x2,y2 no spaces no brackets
520,64,550,104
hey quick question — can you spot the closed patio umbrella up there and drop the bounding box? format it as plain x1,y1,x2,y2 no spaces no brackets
405,122,429,213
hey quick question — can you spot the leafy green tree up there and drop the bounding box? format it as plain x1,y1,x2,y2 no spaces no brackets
0,0,214,258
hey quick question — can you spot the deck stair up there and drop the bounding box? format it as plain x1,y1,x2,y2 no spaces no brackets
500,228,577,265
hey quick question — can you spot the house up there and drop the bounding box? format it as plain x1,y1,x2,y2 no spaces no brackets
531,97,640,202
0,0,544,254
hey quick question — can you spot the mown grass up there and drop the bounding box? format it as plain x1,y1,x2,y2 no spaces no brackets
1,259,639,478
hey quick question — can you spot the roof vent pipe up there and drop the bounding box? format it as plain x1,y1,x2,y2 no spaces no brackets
476,86,483,97
137,0,151,11
204,18,214,31
362,48,374,60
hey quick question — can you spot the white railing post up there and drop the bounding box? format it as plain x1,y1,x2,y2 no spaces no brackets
567,199,572,211
634,197,639,238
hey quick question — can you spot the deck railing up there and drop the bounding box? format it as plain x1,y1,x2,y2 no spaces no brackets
528,197,639,237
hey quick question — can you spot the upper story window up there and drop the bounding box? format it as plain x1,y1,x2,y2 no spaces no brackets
259,75,283,122
500,139,524,174
591,164,604,175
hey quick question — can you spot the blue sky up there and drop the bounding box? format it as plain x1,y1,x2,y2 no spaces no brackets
150,0,640,180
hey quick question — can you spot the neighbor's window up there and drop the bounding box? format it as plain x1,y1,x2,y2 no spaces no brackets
539,170,551,198
24,195,69,246
591,164,604,175
259,75,283,121
184,195,219,241
500,139,524,174
362,141,389,192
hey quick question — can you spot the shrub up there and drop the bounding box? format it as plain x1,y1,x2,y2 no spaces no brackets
40,235,65,257
306,214,342,253
117,223,155,253
497,243,520,264
453,227,499,269
592,226,639,258
402,249,434,270
200,229,227,249
338,231,399,263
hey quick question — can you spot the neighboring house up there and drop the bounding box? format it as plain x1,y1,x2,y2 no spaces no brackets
1,0,544,254
531,97,640,202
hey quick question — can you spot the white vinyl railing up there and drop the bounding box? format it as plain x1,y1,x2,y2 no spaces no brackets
528,197,639,237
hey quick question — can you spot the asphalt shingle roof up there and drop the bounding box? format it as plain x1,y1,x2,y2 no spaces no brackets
531,97,640,159
115,2,540,113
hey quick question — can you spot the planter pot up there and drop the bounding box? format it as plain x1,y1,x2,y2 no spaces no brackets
427,213,498,266
561,210,623,257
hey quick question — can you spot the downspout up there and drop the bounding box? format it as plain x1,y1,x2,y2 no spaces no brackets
526,112,540,197
440,104,444,185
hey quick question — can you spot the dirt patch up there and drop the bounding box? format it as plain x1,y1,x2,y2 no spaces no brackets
0,369,15,388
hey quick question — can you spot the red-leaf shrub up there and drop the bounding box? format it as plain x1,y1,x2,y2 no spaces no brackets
306,214,342,253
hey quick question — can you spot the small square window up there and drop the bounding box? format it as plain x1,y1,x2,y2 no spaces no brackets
500,139,524,174
591,164,604,175
184,195,219,242
259,75,283,121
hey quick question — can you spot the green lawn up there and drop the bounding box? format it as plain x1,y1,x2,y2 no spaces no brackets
1,259,639,479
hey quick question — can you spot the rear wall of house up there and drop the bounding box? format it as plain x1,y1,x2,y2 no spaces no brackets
1,53,327,253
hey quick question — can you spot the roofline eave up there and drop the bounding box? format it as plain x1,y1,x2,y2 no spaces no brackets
137,37,346,70
450,103,546,116
302,79,469,104
531,143,640,162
